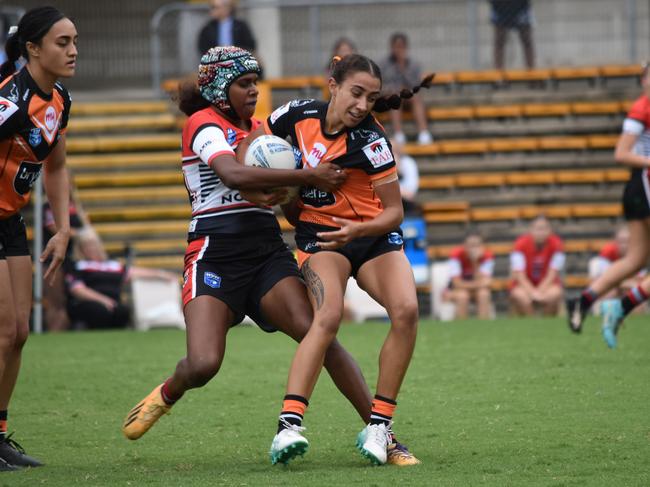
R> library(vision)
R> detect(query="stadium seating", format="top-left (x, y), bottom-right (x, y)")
top-left (47, 64), bottom-right (641, 316)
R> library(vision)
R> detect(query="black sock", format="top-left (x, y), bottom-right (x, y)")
top-left (579, 288), bottom-right (598, 314)
top-left (621, 285), bottom-right (649, 316)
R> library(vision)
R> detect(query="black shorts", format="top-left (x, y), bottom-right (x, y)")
top-left (622, 169), bottom-right (650, 221)
top-left (182, 233), bottom-right (302, 332)
top-left (295, 222), bottom-right (404, 277)
top-left (0, 213), bottom-right (29, 260)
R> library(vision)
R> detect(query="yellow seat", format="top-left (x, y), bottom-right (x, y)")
top-left (555, 170), bottom-right (605, 184)
top-left (403, 143), bottom-right (440, 156)
top-left (538, 136), bottom-right (588, 150)
top-left (68, 151), bottom-right (180, 169)
top-left (505, 171), bottom-right (555, 185)
top-left (427, 106), bottom-right (473, 120)
top-left (620, 100), bottom-right (634, 112)
top-left (571, 102), bottom-right (620, 115)
top-left (77, 186), bottom-right (187, 203)
top-left (421, 201), bottom-right (470, 212)
top-left (419, 175), bottom-right (456, 190)
top-left (523, 103), bottom-right (571, 117)
top-left (564, 275), bottom-right (591, 288)
top-left (519, 205), bottom-right (572, 219)
top-left (71, 101), bottom-right (170, 116)
top-left (254, 81), bottom-right (272, 121)
top-left (551, 66), bottom-right (600, 80)
top-left (587, 135), bottom-right (618, 149)
top-left (456, 173), bottom-right (505, 188)
top-left (503, 68), bottom-right (551, 82)
top-left (474, 105), bottom-right (522, 118)
top-left (265, 76), bottom-right (324, 90)
top-left (439, 140), bottom-right (489, 154)
top-left (470, 207), bottom-right (520, 221)
top-left (489, 138), bottom-right (539, 152)
top-left (67, 134), bottom-right (180, 154)
top-left (455, 70), bottom-right (504, 84)
top-left (431, 72), bottom-right (455, 85)
top-left (605, 169), bottom-right (629, 182)
top-left (600, 64), bottom-right (643, 78)
top-left (571, 204), bottom-right (622, 218)
top-left (424, 211), bottom-right (469, 224)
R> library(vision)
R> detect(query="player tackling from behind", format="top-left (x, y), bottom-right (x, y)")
top-left (121, 46), bottom-right (420, 466)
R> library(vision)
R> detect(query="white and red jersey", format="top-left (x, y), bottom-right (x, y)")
top-left (593, 241), bottom-right (647, 278)
top-left (510, 233), bottom-right (565, 285)
top-left (624, 94), bottom-right (650, 157)
top-left (448, 246), bottom-right (494, 280)
top-left (181, 108), bottom-right (279, 236)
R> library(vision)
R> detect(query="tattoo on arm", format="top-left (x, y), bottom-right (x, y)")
top-left (302, 260), bottom-right (324, 310)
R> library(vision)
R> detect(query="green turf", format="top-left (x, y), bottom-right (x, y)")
top-left (3, 316), bottom-right (649, 486)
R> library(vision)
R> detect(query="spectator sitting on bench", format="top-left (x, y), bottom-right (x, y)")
top-left (65, 229), bottom-right (177, 330)
top-left (444, 230), bottom-right (495, 319)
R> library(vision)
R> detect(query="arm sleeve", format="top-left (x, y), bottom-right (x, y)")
top-left (479, 258), bottom-right (495, 277)
top-left (448, 258), bottom-right (462, 278)
top-left (622, 118), bottom-right (644, 135)
top-left (190, 123), bottom-right (235, 165)
top-left (550, 252), bottom-right (566, 271)
top-left (510, 251), bottom-right (526, 272)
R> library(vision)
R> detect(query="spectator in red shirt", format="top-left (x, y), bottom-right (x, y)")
top-left (445, 231), bottom-right (494, 319)
top-left (509, 215), bottom-right (565, 316)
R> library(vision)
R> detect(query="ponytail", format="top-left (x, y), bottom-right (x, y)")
top-left (0, 29), bottom-right (20, 79)
top-left (176, 80), bottom-right (210, 116)
top-left (0, 6), bottom-right (66, 81)
top-left (373, 73), bottom-right (435, 113)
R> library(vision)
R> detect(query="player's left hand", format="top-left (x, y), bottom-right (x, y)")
top-left (316, 217), bottom-right (360, 250)
top-left (41, 230), bottom-right (70, 286)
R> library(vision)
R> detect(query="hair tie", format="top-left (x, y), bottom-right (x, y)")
top-left (7, 26), bottom-right (17, 36)
top-left (332, 55), bottom-right (342, 63)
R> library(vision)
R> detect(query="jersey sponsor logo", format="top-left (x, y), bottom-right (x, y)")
top-left (300, 186), bottom-right (335, 207)
top-left (388, 232), bottom-right (403, 245)
top-left (13, 161), bottom-right (41, 195)
top-left (350, 128), bottom-right (380, 142)
top-left (0, 96), bottom-right (18, 125)
top-left (44, 106), bottom-right (57, 131)
top-left (28, 128), bottom-right (42, 147)
top-left (270, 102), bottom-right (290, 125)
top-left (290, 99), bottom-right (313, 108)
top-left (226, 127), bottom-right (237, 145)
top-left (303, 110), bottom-right (318, 115)
top-left (306, 142), bottom-right (327, 167)
top-left (7, 84), bottom-right (19, 103)
top-left (303, 241), bottom-right (319, 251)
top-left (362, 137), bottom-right (394, 168)
top-left (203, 271), bottom-right (221, 289)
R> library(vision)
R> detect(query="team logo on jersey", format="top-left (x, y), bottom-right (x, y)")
top-left (290, 99), bottom-right (313, 108)
top-left (306, 142), bottom-right (327, 167)
top-left (203, 271), bottom-right (221, 289)
top-left (388, 232), bottom-right (403, 246)
top-left (362, 137), bottom-right (394, 168)
top-left (13, 161), bottom-right (41, 195)
top-left (300, 186), bottom-right (335, 208)
top-left (350, 128), bottom-right (380, 142)
top-left (7, 84), bottom-right (19, 103)
top-left (28, 128), bottom-right (42, 147)
top-left (44, 106), bottom-right (57, 131)
top-left (270, 102), bottom-right (290, 125)
top-left (0, 96), bottom-right (18, 125)
top-left (30, 105), bottom-right (61, 144)
top-left (226, 127), bottom-right (237, 145)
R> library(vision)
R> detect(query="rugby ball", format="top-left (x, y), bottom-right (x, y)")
top-left (244, 135), bottom-right (299, 204)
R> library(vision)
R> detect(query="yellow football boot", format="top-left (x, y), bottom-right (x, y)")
top-left (122, 384), bottom-right (171, 440)
top-left (387, 441), bottom-right (421, 466)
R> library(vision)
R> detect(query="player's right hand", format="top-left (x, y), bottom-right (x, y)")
top-left (308, 163), bottom-right (347, 191)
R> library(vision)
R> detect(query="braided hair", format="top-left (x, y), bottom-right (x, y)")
top-left (0, 6), bottom-right (66, 80)
top-left (328, 53), bottom-right (434, 113)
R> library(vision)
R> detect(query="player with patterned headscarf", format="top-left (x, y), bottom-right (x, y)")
top-left (120, 47), bottom-right (418, 466)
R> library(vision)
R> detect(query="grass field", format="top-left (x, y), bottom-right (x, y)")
top-left (3, 316), bottom-right (649, 486)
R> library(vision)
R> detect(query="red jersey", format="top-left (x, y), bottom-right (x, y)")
top-left (263, 99), bottom-right (397, 232)
top-left (448, 246), bottom-right (494, 280)
top-left (510, 233), bottom-right (564, 285)
top-left (0, 68), bottom-right (71, 218)
top-left (181, 107), bottom-right (279, 237)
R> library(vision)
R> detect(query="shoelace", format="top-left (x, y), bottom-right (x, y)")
top-left (279, 418), bottom-right (305, 433)
top-left (368, 424), bottom-right (392, 447)
top-left (3, 433), bottom-right (25, 454)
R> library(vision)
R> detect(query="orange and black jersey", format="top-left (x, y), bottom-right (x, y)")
top-left (0, 68), bottom-right (71, 218)
top-left (263, 99), bottom-right (398, 230)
